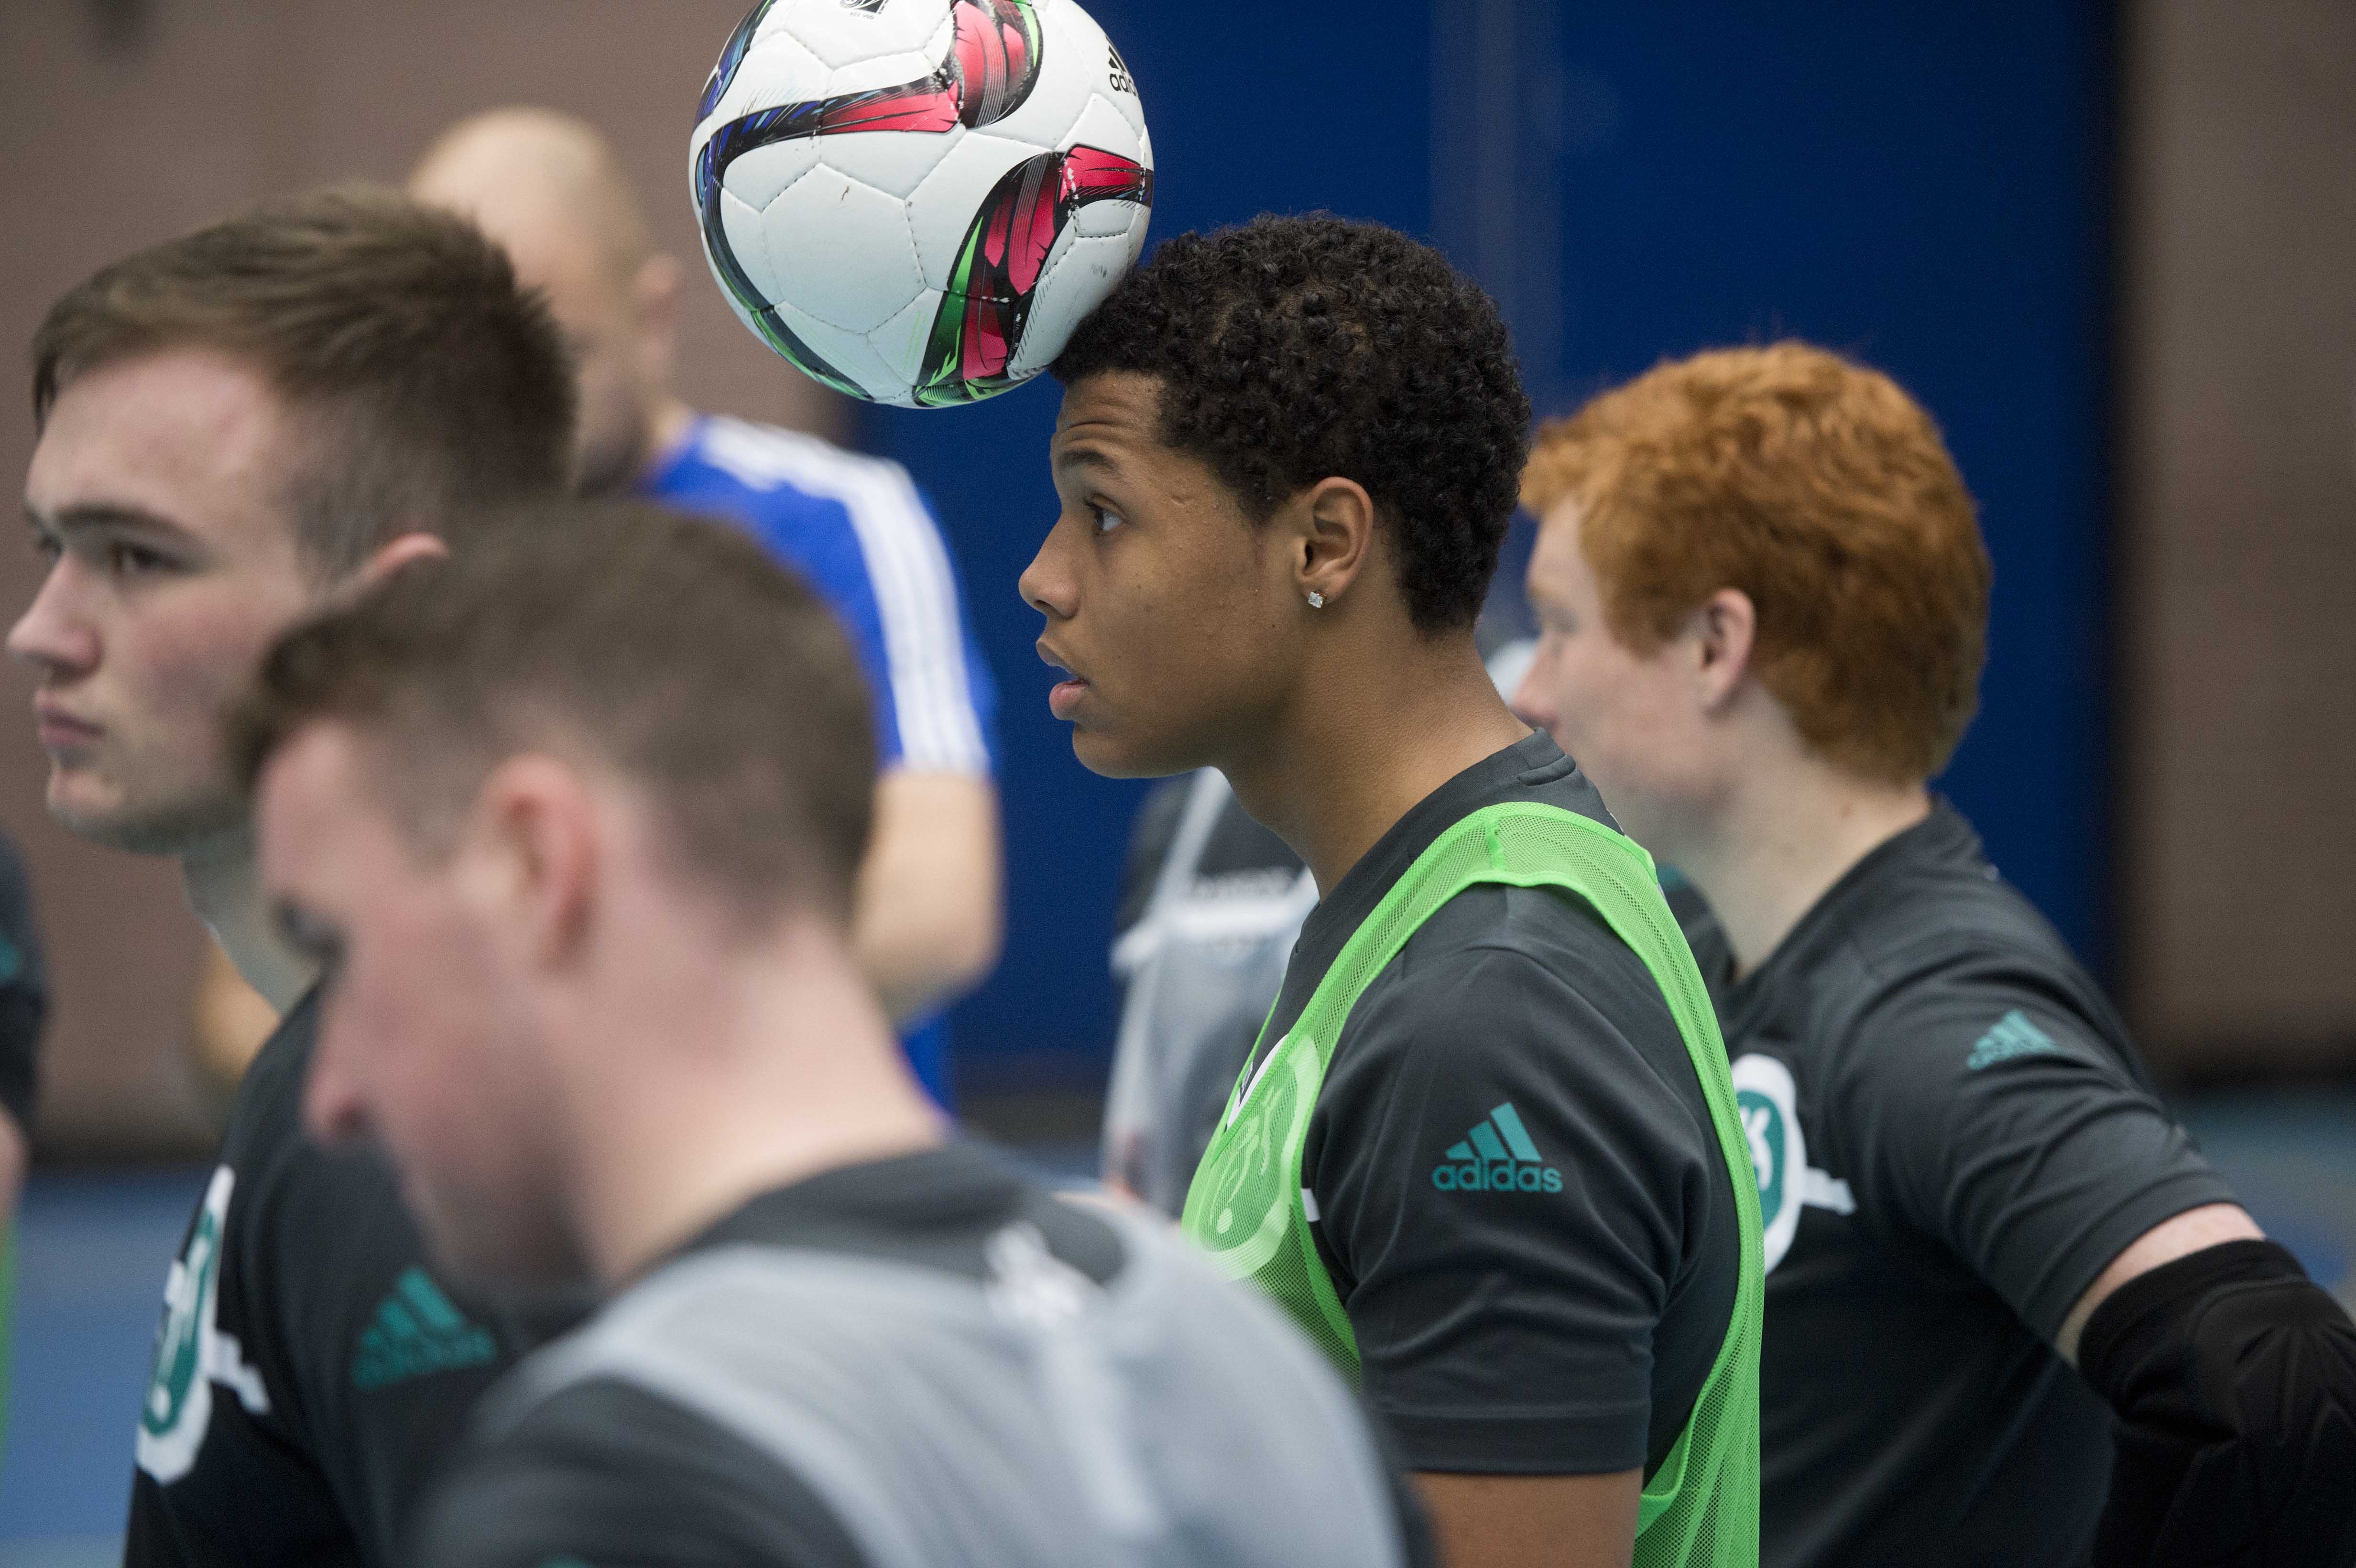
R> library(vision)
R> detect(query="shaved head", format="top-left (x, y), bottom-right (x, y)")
top-left (411, 108), bottom-right (653, 286)
top-left (411, 108), bottom-right (683, 495)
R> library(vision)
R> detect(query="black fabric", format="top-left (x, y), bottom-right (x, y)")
top-left (413, 1142), bottom-right (1437, 1568)
top-left (0, 831), bottom-right (47, 1133)
top-left (2079, 1238), bottom-right (2356, 1568)
top-left (1114, 775), bottom-right (1303, 939)
top-left (1248, 730), bottom-right (1741, 1478)
top-left (124, 991), bottom-right (567, 1568)
top-left (1690, 800), bottom-right (2242, 1568)
top-left (416, 1377), bottom-right (868, 1568)
top-left (671, 1140), bottom-right (1125, 1288)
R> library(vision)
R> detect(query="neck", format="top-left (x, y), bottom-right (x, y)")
top-left (646, 397), bottom-right (697, 471)
top-left (182, 827), bottom-right (315, 1012)
top-left (565, 916), bottom-right (946, 1287)
top-left (1674, 762), bottom-right (1932, 980)
top-left (1225, 631), bottom-right (1528, 895)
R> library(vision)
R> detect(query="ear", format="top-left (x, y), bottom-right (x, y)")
top-left (1287, 477), bottom-right (1376, 609)
top-left (1688, 587), bottom-right (1759, 712)
top-left (462, 754), bottom-right (601, 974)
top-left (352, 531), bottom-right (447, 590)
top-left (633, 254), bottom-right (683, 363)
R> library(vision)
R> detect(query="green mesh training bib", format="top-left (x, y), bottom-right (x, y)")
top-left (1179, 802), bottom-right (1762, 1567)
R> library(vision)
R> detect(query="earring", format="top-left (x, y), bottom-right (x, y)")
top-left (1306, 590), bottom-right (1326, 609)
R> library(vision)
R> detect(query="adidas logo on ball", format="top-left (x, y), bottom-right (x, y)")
top-left (1430, 1103), bottom-right (1563, 1194)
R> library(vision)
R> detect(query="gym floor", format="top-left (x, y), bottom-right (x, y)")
top-left (0, 1091), bottom-right (2348, 1567)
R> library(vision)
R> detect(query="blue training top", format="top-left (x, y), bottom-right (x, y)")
top-left (644, 415), bottom-right (999, 1107)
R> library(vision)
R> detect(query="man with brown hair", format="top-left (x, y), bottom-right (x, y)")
top-left (11, 185), bottom-right (575, 1566)
top-left (235, 500), bottom-right (1430, 1568)
top-left (1513, 341), bottom-right (2356, 1567)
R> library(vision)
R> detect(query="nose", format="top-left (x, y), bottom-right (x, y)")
top-left (302, 1017), bottom-right (371, 1150)
top-left (1018, 516), bottom-right (1077, 621)
top-left (7, 558), bottom-right (99, 682)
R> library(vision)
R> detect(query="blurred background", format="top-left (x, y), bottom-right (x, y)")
top-left (0, 0), bottom-right (2350, 1558)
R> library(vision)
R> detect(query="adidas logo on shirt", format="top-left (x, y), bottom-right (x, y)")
top-left (1430, 1102), bottom-right (1563, 1193)
top-left (1965, 1009), bottom-right (2062, 1071)
top-left (351, 1268), bottom-right (498, 1391)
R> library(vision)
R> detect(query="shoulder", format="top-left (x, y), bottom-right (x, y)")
top-left (1316, 884), bottom-right (1718, 1208)
top-left (674, 417), bottom-right (934, 527)
top-left (417, 1374), bottom-right (867, 1568)
top-left (1832, 829), bottom-right (2090, 1006)
top-left (1366, 882), bottom-right (1681, 1069)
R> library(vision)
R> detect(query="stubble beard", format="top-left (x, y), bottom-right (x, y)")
top-left (49, 761), bottom-right (247, 859)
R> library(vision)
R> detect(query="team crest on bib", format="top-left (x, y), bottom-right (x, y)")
top-left (137, 1165), bottom-right (271, 1482)
top-left (1731, 1053), bottom-right (1855, 1273)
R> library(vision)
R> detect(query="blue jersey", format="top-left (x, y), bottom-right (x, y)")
top-left (645, 416), bottom-right (998, 1105)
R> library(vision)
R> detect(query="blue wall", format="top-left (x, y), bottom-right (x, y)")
top-left (1488, 4), bottom-right (2114, 975)
top-left (864, 3), bottom-right (2110, 1083)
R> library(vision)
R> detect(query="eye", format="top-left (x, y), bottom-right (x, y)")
top-left (273, 900), bottom-right (346, 971)
top-left (106, 541), bottom-right (170, 578)
top-left (1091, 504), bottom-right (1126, 536)
top-left (28, 532), bottom-right (60, 563)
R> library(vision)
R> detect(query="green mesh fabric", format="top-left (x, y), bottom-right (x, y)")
top-left (1180, 803), bottom-right (1761, 1566)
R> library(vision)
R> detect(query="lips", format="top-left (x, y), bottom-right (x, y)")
top-left (1036, 641), bottom-right (1090, 721)
top-left (33, 699), bottom-right (101, 752)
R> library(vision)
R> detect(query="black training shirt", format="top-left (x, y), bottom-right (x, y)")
top-left (125, 989), bottom-right (562, 1568)
top-left (0, 829), bottom-right (47, 1135)
top-left (1243, 731), bottom-right (1742, 1478)
top-left (1687, 800), bottom-right (2237, 1568)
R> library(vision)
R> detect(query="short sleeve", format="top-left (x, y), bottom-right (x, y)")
top-left (830, 477), bottom-right (997, 779)
top-left (0, 831), bottom-right (47, 1132)
top-left (1307, 909), bottom-right (1713, 1475)
top-left (412, 1379), bottom-right (869, 1568)
top-left (1832, 959), bottom-right (2239, 1342)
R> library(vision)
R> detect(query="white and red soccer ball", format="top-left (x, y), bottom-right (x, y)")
top-left (691, 0), bottom-right (1155, 408)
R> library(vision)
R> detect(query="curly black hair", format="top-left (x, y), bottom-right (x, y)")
top-left (1054, 214), bottom-right (1531, 633)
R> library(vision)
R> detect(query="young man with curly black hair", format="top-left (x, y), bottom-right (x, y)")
top-left (1023, 214), bottom-right (1764, 1568)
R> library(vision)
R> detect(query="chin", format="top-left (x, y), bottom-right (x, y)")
top-left (1071, 725), bottom-right (1192, 783)
top-left (49, 775), bottom-right (233, 858)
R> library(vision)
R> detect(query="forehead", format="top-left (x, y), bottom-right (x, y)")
top-left (1527, 499), bottom-right (1594, 590)
top-left (1052, 372), bottom-right (1166, 455)
top-left (28, 347), bottom-right (303, 542)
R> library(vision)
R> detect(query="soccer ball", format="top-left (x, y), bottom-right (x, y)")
top-left (690, 0), bottom-right (1155, 408)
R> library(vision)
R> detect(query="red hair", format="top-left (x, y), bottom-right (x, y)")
top-left (1524, 342), bottom-right (1991, 784)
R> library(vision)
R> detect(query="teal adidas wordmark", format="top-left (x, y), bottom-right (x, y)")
top-left (1434, 1102), bottom-right (1562, 1193)
top-left (352, 1267), bottom-right (497, 1391)
top-left (1966, 1009), bottom-right (2062, 1071)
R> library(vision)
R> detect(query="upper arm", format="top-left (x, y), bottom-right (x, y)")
top-left (0, 1105), bottom-right (24, 1227)
top-left (265, 1140), bottom-right (528, 1554)
top-left (1416, 1470), bottom-right (1640, 1568)
top-left (2056, 1201), bottom-right (2264, 1364)
top-left (1310, 923), bottom-right (1704, 1477)
top-left (868, 770), bottom-right (1002, 878)
top-left (1836, 964), bottom-right (2241, 1344)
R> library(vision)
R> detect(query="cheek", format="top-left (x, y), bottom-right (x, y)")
top-left (125, 587), bottom-right (301, 751)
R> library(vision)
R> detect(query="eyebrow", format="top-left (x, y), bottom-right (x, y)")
top-left (1053, 444), bottom-right (1120, 478)
top-left (24, 499), bottom-right (202, 545)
